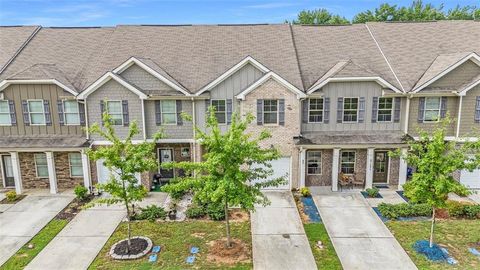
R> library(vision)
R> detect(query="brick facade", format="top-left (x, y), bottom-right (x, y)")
top-left (20, 152), bottom-right (49, 189)
top-left (54, 152), bottom-right (84, 189)
top-left (389, 156), bottom-right (400, 185)
top-left (306, 149), bottom-right (333, 186)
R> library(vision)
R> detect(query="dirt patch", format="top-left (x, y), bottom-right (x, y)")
top-left (207, 238), bottom-right (250, 265)
top-left (229, 209), bottom-right (249, 222)
top-left (113, 238), bottom-right (148, 256)
top-left (55, 196), bottom-right (93, 221)
top-left (0, 194), bottom-right (26, 204)
top-left (191, 232), bottom-right (206, 239)
top-left (435, 208), bottom-right (449, 219)
top-left (293, 193), bottom-right (309, 223)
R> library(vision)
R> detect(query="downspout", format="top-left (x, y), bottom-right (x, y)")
top-left (456, 95), bottom-right (463, 139)
top-left (81, 98), bottom-right (90, 140)
top-left (403, 95), bottom-right (411, 134)
top-left (141, 98), bottom-right (147, 140)
top-left (191, 97), bottom-right (196, 163)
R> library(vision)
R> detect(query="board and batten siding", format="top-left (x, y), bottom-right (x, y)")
top-left (144, 100), bottom-right (193, 139)
top-left (408, 96), bottom-right (458, 136)
top-left (86, 79), bottom-right (143, 140)
top-left (0, 84), bottom-right (84, 136)
top-left (459, 84), bottom-right (480, 136)
top-left (302, 82), bottom-right (404, 132)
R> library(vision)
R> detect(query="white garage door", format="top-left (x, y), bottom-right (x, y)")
top-left (253, 157), bottom-right (291, 190)
top-left (96, 159), bottom-right (141, 185)
top-left (460, 169), bottom-right (480, 189)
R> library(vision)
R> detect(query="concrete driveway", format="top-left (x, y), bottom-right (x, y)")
top-left (0, 192), bottom-right (74, 266)
top-left (251, 191), bottom-right (317, 270)
top-left (313, 191), bottom-right (417, 270)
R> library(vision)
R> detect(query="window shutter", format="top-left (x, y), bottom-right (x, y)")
top-left (22, 100), bottom-right (30, 126)
top-left (155, 100), bottom-right (162, 126)
top-left (176, 100), bottom-right (183, 126)
top-left (394, 97), bottom-right (401, 123)
top-left (100, 100), bottom-right (105, 125)
top-left (475, 97), bottom-right (480, 123)
top-left (418, 97), bottom-right (425, 123)
top-left (226, 99), bottom-right (233, 124)
top-left (324, 97), bottom-right (330, 124)
top-left (371, 97), bottom-right (378, 123)
top-left (8, 100), bottom-right (16, 126)
top-left (205, 99), bottom-right (210, 122)
top-left (358, 97), bottom-right (365, 123)
top-left (302, 99), bottom-right (308, 123)
top-left (57, 100), bottom-right (64, 126)
top-left (279, 99), bottom-right (285, 126)
top-left (79, 103), bottom-right (85, 126)
top-left (257, 99), bottom-right (263, 125)
top-left (44, 100), bottom-right (51, 126)
top-left (440, 97), bottom-right (447, 119)
top-left (337, 97), bottom-right (343, 123)
top-left (122, 100), bottom-right (129, 126)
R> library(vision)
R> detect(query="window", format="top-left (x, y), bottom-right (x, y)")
top-left (340, 151), bottom-right (355, 174)
top-left (161, 100), bottom-right (177, 125)
top-left (343, 98), bottom-right (358, 122)
top-left (34, 153), bottom-right (49, 178)
top-left (308, 98), bottom-right (323, 123)
top-left (263, 99), bottom-right (278, 124)
top-left (0, 100), bottom-right (11, 125)
top-left (424, 97), bottom-right (441, 122)
top-left (63, 100), bottom-right (80, 125)
top-left (106, 101), bottom-right (123, 125)
top-left (28, 100), bottom-right (45, 125)
top-left (375, 152), bottom-right (387, 173)
top-left (211, 99), bottom-right (226, 124)
top-left (69, 153), bottom-right (83, 177)
top-left (377, 98), bottom-right (393, 122)
top-left (307, 151), bottom-right (322, 175)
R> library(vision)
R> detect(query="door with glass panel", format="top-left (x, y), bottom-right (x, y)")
top-left (373, 151), bottom-right (389, 183)
top-left (2, 155), bottom-right (15, 187)
top-left (158, 149), bottom-right (174, 179)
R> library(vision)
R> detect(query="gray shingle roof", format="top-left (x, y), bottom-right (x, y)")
top-left (7, 63), bottom-right (76, 91)
top-left (0, 136), bottom-right (89, 149)
top-left (0, 26), bottom-right (39, 72)
top-left (297, 131), bottom-right (409, 145)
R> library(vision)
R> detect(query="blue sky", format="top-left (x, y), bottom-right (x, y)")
top-left (0, 0), bottom-right (478, 26)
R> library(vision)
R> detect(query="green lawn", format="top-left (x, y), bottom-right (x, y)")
top-left (304, 223), bottom-right (342, 270)
top-left (0, 219), bottom-right (68, 270)
top-left (387, 220), bottom-right (480, 270)
top-left (89, 220), bottom-right (252, 270)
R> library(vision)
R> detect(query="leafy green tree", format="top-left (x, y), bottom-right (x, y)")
top-left (353, 3), bottom-right (399, 23)
top-left (446, 5), bottom-right (479, 20)
top-left (86, 113), bottom-right (162, 252)
top-left (162, 109), bottom-right (285, 247)
top-left (392, 119), bottom-right (479, 247)
top-left (291, 8), bottom-right (350, 25)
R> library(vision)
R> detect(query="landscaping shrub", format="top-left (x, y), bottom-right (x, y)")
top-left (135, 205), bottom-right (166, 222)
top-left (445, 201), bottom-right (467, 217)
top-left (377, 202), bottom-right (432, 219)
top-left (464, 205), bottom-right (480, 219)
top-left (186, 203), bottom-right (206, 219)
top-left (366, 187), bottom-right (379, 198)
top-left (300, 187), bottom-right (311, 197)
top-left (74, 185), bottom-right (88, 201)
top-left (206, 203), bottom-right (225, 221)
top-left (6, 191), bottom-right (17, 202)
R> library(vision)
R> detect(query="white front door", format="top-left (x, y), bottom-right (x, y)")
top-left (460, 169), bottom-right (480, 189)
top-left (96, 159), bottom-right (141, 185)
top-left (253, 157), bottom-right (291, 190)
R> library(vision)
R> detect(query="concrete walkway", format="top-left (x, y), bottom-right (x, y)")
top-left (251, 191), bottom-right (317, 270)
top-left (0, 191), bottom-right (74, 266)
top-left (313, 191), bottom-right (417, 270)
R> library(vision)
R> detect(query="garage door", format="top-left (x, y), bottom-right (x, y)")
top-left (252, 157), bottom-right (291, 190)
top-left (96, 159), bottom-right (141, 185)
top-left (460, 169), bottom-right (480, 189)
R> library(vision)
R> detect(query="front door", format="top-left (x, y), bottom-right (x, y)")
top-left (159, 149), bottom-right (174, 179)
top-left (2, 155), bottom-right (15, 187)
top-left (373, 151), bottom-right (389, 183)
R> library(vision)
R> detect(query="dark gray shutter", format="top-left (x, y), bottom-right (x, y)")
top-left (57, 100), bottom-right (64, 126)
top-left (79, 103), bottom-right (85, 126)
top-left (337, 97), bottom-right (344, 123)
top-left (394, 97), bottom-right (401, 123)
top-left (418, 97), bottom-right (425, 122)
top-left (324, 97), bottom-right (330, 123)
top-left (176, 100), bottom-right (183, 126)
top-left (226, 99), bottom-right (232, 124)
top-left (371, 97), bottom-right (378, 123)
top-left (475, 97), bottom-right (480, 123)
top-left (358, 97), bottom-right (365, 123)
top-left (155, 100), bottom-right (162, 125)
top-left (440, 97), bottom-right (447, 119)
top-left (279, 99), bottom-right (285, 126)
top-left (302, 99), bottom-right (308, 123)
top-left (100, 100), bottom-right (105, 125)
top-left (122, 100), bottom-right (129, 126)
top-left (8, 100), bottom-right (16, 126)
top-left (257, 99), bottom-right (263, 125)
top-left (22, 100), bottom-right (30, 126)
top-left (44, 100), bottom-right (51, 126)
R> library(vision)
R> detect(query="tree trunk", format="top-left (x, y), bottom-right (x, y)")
top-left (125, 200), bottom-right (131, 254)
top-left (429, 207), bottom-right (436, 248)
top-left (225, 198), bottom-right (232, 248)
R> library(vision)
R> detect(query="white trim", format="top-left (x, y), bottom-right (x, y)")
top-left (160, 100), bottom-right (178, 125)
top-left (196, 56), bottom-right (270, 96)
top-left (456, 96), bottom-right (463, 138)
top-left (10, 152), bottom-right (22, 194)
top-left (27, 99), bottom-right (46, 126)
top-left (307, 98), bottom-right (324, 123)
top-left (422, 97), bottom-right (442, 123)
top-left (332, 148), bottom-right (340, 192)
top-left (413, 52), bottom-right (480, 93)
top-left (398, 148), bottom-right (408, 190)
top-left (299, 148), bottom-right (306, 188)
top-left (46, 151), bottom-right (58, 194)
top-left (0, 79), bottom-right (78, 96)
top-left (0, 99), bottom-right (12, 126)
top-left (365, 148), bottom-right (374, 189)
top-left (404, 97), bottom-right (411, 133)
top-left (91, 138), bottom-right (195, 145)
top-left (342, 97), bottom-right (359, 123)
top-left (296, 144), bottom-right (406, 149)
top-left (62, 100), bottom-right (81, 126)
top-left (141, 99), bottom-right (146, 140)
top-left (307, 76), bottom-right (402, 94)
top-left (77, 72), bottom-right (148, 99)
top-left (0, 154), bottom-right (12, 188)
top-left (81, 150), bottom-right (91, 192)
top-left (376, 97), bottom-right (394, 123)
top-left (113, 57), bottom-right (190, 96)
top-left (458, 78), bottom-right (480, 95)
top-left (236, 71), bottom-right (306, 100)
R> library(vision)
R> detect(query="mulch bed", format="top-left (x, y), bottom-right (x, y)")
top-left (207, 238), bottom-right (250, 265)
top-left (113, 238), bottom-right (149, 256)
top-left (0, 194), bottom-right (26, 204)
top-left (55, 195), bottom-right (93, 221)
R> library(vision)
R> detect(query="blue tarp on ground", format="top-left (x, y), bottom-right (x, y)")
top-left (301, 196), bottom-right (322, 223)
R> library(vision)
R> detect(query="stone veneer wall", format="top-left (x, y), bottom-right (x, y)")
top-left (54, 152), bottom-right (84, 189)
top-left (306, 149), bottom-right (333, 186)
top-left (20, 152), bottom-right (49, 189)
top-left (389, 156), bottom-right (400, 185)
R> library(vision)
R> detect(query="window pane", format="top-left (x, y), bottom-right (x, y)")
top-left (65, 113), bottom-right (80, 125)
top-left (215, 112), bottom-right (226, 123)
top-left (107, 101), bottom-right (122, 113)
top-left (162, 113), bottom-right (176, 124)
top-left (64, 101), bottom-right (79, 113)
top-left (31, 113), bottom-right (45, 124)
top-left (424, 111), bottom-right (439, 121)
top-left (37, 166), bottom-right (49, 177)
top-left (28, 101), bottom-right (43, 112)
top-left (111, 115), bottom-right (123, 125)
top-left (161, 100), bottom-right (176, 113)
top-left (0, 101), bottom-right (9, 113)
top-left (35, 154), bottom-right (49, 178)
top-left (264, 112), bottom-right (277, 124)
top-left (69, 153), bottom-right (82, 165)
top-left (0, 114), bottom-right (10, 125)
top-left (425, 97), bottom-right (440, 110)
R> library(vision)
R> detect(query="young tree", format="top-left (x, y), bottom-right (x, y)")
top-left (291, 8), bottom-right (350, 25)
top-left (86, 113), bottom-right (162, 253)
top-left (162, 109), bottom-right (285, 247)
top-left (392, 118), bottom-right (479, 248)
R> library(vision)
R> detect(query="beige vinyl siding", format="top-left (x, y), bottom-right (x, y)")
top-left (120, 63), bottom-right (179, 95)
top-left (408, 96), bottom-right (458, 136)
top-left (459, 84), bottom-right (480, 136)
top-left (144, 100), bottom-right (193, 139)
top-left (0, 84), bottom-right (84, 136)
top-left (429, 60), bottom-right (480, 89)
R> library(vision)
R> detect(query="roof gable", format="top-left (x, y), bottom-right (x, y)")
top-left (236, 71), bottom-right (306, 100)
top-left (77, 72), bottom-right (147, 99)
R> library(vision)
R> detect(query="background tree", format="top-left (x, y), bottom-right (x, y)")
top-left (162, 109), bottom-right (285, 247)
top-left (392, 119), bottom-right (479, 248)
top-left (86, 113), bottom-right (162, 253)
top-left (291, 8), bottom-right (349, 25)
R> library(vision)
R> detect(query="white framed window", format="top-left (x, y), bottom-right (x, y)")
top-left (343, 98), bottom-right (358, 123)
top-left (63, 100), bottom-right (80, 125)
top-left (263, 99), bottom-right (278, 124)
top-left (0, 100), bottom-right (11, 125)
top-left (106, 100), bottom-right (123, 125)
top-left (423, 97), bottom-right (441, 122)
top-left (211, 99), bottom-right (227, 124)
top-left (160, 100), bottom-right (177, 125)
top-left (34, 153), bottom-right (49, 178)
top-left (377, 97), bottom-right (393, 122)
top-left (308, 98), bottom-right (324, 123)
top-left (69, 153), bottom-right (83, 177)
top-left (307, 151), bottom-right (322, 175)
top-left (340, 151), bottom-right (356, 174)
top-left (181, 147), bottom-right (190, 157)
top-left (28, 100), bottom-right (46, 125)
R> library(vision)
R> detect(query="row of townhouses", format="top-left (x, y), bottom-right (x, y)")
top-left (0, 21), bottom-right (479, 194)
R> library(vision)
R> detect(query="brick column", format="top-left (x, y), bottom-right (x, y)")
top-left (10, 152), bottom-right (23, 194)
top-left (81, 150), bottom-right (91, 192)
top-left (332, 148), bottom-right (340, 192)
top-left (398, 148), bottom-right (408, 190)
top-left (46, 151), bottom-right (58, 194)
top-left (365, 148), bottom-right (374, 189)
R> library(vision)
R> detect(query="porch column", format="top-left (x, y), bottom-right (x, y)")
top-left (365, 148), bottom-right (374, 189)
top-left (10, 152), bottom-right (23, 194)
top-left (398, 148), bottom-right (408, 190)
top-left (45, 151), bottom-right (57, 194)
top-left (299, 148), bottom-right (306, 187)
top-left (332, 148), bottom-right (340, 192)
top-left (81, 150), bottom-right (92, 192)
